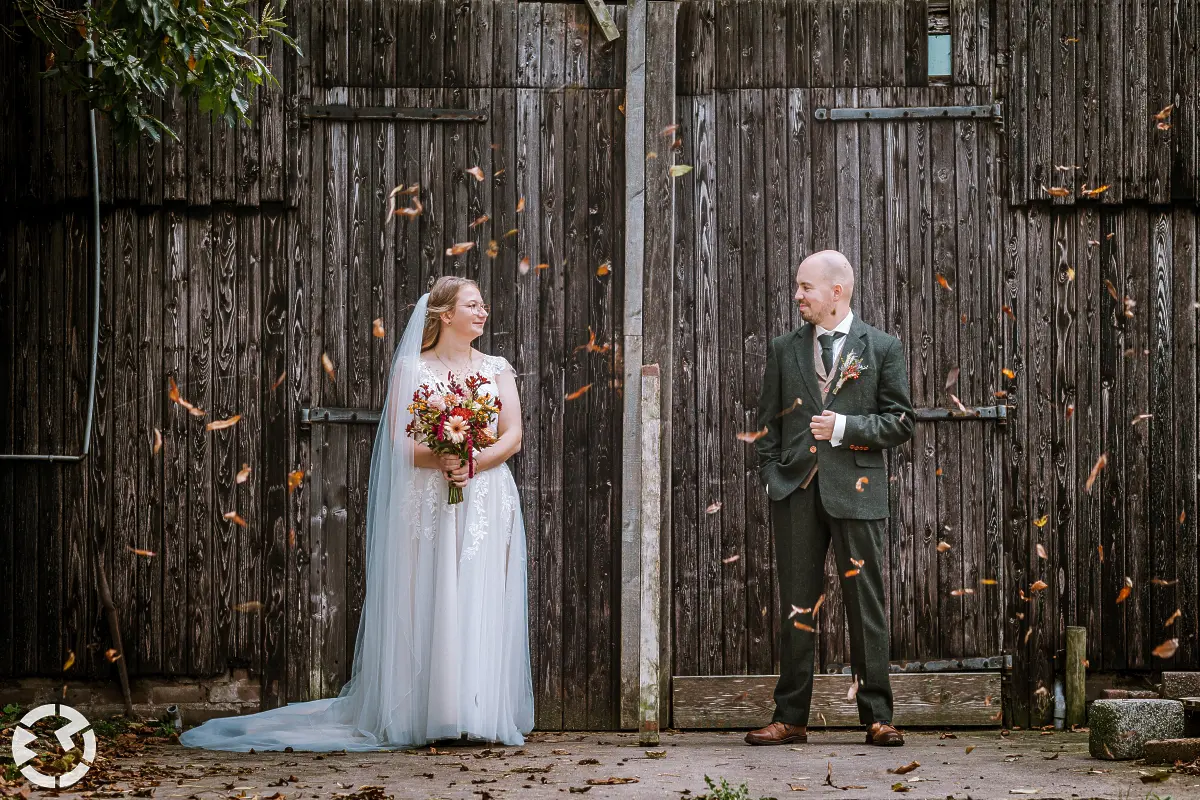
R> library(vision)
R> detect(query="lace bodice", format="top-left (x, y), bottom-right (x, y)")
top-left (418, 353), bottom-right (510, 396)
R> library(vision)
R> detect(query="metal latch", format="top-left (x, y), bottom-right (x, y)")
top-left (814, 103), bottom-right (1003, 129)
top-left (913, 404), bottom-right (1010, 423)
top-left (300, 407), bottom-right (382, 426)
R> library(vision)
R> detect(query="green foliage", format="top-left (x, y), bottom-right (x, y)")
top-left (697, 775), bottom-right (777, 800)
top-left (13, 0), bottom-right (299, 146)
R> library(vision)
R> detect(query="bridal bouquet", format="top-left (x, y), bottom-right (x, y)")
top-left (406, 373), bottom-right (501, 504)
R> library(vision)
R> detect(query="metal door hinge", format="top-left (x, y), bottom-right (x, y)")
top-left (815, 103), bottom-right (1003, 127)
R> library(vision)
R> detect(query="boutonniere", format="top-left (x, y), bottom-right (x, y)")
top-left (832, 350), bottom-right (868, 394)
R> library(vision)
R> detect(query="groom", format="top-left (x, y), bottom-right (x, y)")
top-left (746, 250), bottom-right (914, 748)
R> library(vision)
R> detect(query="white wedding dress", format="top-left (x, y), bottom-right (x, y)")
top-left (180, 296), bottom-right (534, 752)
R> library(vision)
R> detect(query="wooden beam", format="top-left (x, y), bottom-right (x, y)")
top-left (672, 673), bottom-right (1004, 728)
top-left (584, 0), bottom-right (621, 43)
top-left (619, 0), bottom-right (648, 733)
top-left (639, 365), bottom-right (663, 744)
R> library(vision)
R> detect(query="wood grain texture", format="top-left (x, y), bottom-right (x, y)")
top-left (672, 672), bottom-right (1004, 728)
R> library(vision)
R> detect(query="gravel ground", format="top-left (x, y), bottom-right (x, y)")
top-left (12, 727), bottom-right (1200, 800)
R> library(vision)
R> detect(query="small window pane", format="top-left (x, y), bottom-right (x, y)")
top-left (928, 34), bottom-right (952, 77)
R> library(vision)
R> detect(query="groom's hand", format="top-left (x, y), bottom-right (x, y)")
top-left (810, 410), bottom-right (837, 441)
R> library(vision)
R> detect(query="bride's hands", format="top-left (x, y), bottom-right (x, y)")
top-left (439, 453), bottom-right (470, 488)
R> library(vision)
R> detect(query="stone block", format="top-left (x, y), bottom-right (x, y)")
top-left (236, 683), bottom-right (261, 704)
top-left (150, 683), bottom-right (207, 705)
top-left (1161, 672), bottom-right (1200, 700)
top-left (207, 682), bottom-right (242, 704)
top-left (1142, 738), bottom-right (1200, 765)
top-left (1088, 699), bottom-right (1184, 760)
top-left (1100, 689), bottom-right (1160, 700)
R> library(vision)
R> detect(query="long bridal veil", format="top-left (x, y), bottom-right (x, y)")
top-left (180, 294), bottom-right (457, 751)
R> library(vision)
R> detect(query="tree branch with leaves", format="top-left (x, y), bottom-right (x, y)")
top-left (13, 0), bottom-right (299, 146)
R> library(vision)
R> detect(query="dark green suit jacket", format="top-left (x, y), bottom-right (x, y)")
top-left (756, 315), bottom-right (915, 519)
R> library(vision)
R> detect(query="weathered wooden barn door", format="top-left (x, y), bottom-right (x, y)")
top-left (668, 0), bottom-right (1010, 725)
top-left (265, 0), bottom-right (628, 732)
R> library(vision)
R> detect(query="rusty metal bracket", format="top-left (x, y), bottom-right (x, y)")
top-left (814, 103), bottom-right (1002, 123)
top-left (913, 404), bottom-right (1010, 423)
top-left (301, 407), bottom-right (381, 426)
top-left (301, 105), bottom-right (488, 123)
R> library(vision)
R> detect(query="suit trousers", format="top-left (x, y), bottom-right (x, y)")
top-left (770, 474), bottom-right (894, 727)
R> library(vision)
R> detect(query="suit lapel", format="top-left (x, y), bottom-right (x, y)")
top-left (792, 324), bottom-right (824, 409)
top-left (824, 316), bottom-right (870, 410)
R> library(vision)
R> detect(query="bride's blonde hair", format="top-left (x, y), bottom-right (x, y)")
top-left (422, 276), bottom-right (479, 351)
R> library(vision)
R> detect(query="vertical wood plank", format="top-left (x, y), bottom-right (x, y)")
top-left (740, 88), bottom-right (772, 674)
top-left (38, 218), bottom-right (64, 673)
top-left (832, 0), bottom-right (857, 87)
top-left (952, 0), bottom-right (977, 86)
top-left (422, 0), bottom-right (446, 86)
top-left (714, 0), bottom-right (738, 91)
top-left (111, 210), bottom-right (138, 667)
top-left (1171, 0), bottom-right (1196, 200)
top-left (810, 0), bottom-right (835, 88)
top-left (785, 0), bottom-right (811, 89)
top-left (517, 2), bottom-right (544, 89)
top-left (236, 213), bottom-right (262, 671)
top-left (715, 88), bottom-right (746, 675)
top-left (1075, 208), bottom-right (1104, 665)
top-left (163, 212), bottom-right (189, 674)
top-left (1050, 0), bottom-right (1076, 205)
top-left (1146, 0), bottom-right (1172, 202)
top-left (212, 211), bottom-right (239, 672)
top-left (1124, 208), bottom-right (1150, 667)
top-left (565, 4), bottom-right (590, 88)
top-left (904, 0), bottom-right (928, 87)
top-left (592, 3), bottom-right (629, 90)
top-left (693, 91), bottom-right (723, 677)
top-left (136, 212), bottom-right (164, 673)
top-left (738, 0), bottom-right (764, 89)
top-left (445, 0), bottom-right (472, 87)
top-left (187, 212), bottom-right (214, 674)
top-left (1076, 0), bottom-right (1101, 196)
top-left (1148, 211), bottom-right (1175, 665)
top-left (1050, 211), bottom-right (1077, 675)
top-left (1098, 0), bottom-right (1124, 203)
top-left (562, 86), bottom-right (590, 730)
top-left (1172, 212), bottom-right (1197, 664)
top-left (1007, 0), bottom-right (1029, 204)
top-left (188, 100), bottom-right (214, 206)
top-left (857, 0), bottom-right (882, 88)
top-left (1027, 0), bottom-right (1053, 199)
top-left (1124, 0), bottom-right (1149, 199)
top-left (492, 0), bottom-right (519, 89)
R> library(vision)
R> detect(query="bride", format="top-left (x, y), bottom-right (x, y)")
top-left (180, 276), bottom-right (535, 751)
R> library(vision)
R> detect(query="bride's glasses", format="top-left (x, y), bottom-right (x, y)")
top-left (461, 301), bottom-right (490, 315)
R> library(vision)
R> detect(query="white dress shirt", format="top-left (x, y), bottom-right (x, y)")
top-left (815, 310), bottom-right (854, 448)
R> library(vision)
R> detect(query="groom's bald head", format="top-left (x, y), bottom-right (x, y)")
top-left (794, 250), bottom-right (855, 326)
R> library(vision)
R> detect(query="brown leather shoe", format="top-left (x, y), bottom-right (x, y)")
top-left (744, 721), bottom-right (808, 745)
top-left (865, 722), bottom-right (904, 746)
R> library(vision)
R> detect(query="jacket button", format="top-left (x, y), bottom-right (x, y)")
top-left (809, 445), bottom-right (817, 453)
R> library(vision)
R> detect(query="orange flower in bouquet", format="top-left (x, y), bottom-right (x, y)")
top-left (406, 373), bottom-right (501, 504)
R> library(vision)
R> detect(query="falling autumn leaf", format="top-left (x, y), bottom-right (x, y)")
top-left (373, 318), bottom-right (386, 339)
top-left (465, 166), bottom-right (485, 182)
top-left (1152, 578), bottom-right (1178, 586)
top-left (1080, 185), bottom-right (1110, 198)
top-left (516, 197), bottom-right (526, 212)
top-left (1179, 509), bottom-right (1186, 524)
top-left (855, 476), bottom-right (869, 492)
top-left (951, 588), bottom-right (975, 596)
top-left (394, 196), bottom-right (424, 218)
top-left (1031, 580), bottom-right (1049, 592)
top-left (723, 554), bottom-right (740, 564)
top-left (105, 648), bottom-right (122, 663)
top-left (736, 427), bottom-right (769, 443)
top-left (981, 578), bottom-right (998, 585)
top-left (965, 745), bottom-right (976, 754)
top-left (789, 604), bottom-right (811, 618)
top-left (596, 260), bottom-right (612, 277)
top-left (1131, 413), bottom-right (1153, 425)
top-left (1153, 103), bottom-right (1174, 121)
top-left (537, 262), bottom-right (550, 271)
top-left (1157, 121), bottom-right (1171, 131)
top-left (1065, 403), bottom-right (1075, 420)
top-left (793, 621), bottom-right (815, 632)
top-left (1152, 638), bottom-right (1179, 659)
top-left (504, 228), bottom-right (518, 239)
top-left (574, 327), bottom-right (612, 355)
top-left (126, 546), bottom-right (156, 558)
top-left (846, 678), bottom-right (859, 701)
top-left (321, 352), bottom-right (336, 383)
top-left (1165, 609), bottom-right (1181, 627)
top-left (1042, 185), bottom-right (1071, 197)
top-left (446, 242), bottom-right (476, 256)
top-left (272, 371), bottom-right (287, 390)
top-left (1085, 453), bottom-right (1108, 493)
top-left (469, 214), bottom-right (490, 229)
top-left (205, 414), bottom-right (242, 432)
top-left (287, 469), bottom-right (305, 494)
top-left (236, 463), bottom-right (251, 484)
top-left (1098, 545), bottom-right (1105, 562)
top-left (937, 541), bottom-right (952, 553)
top-left (668, 164), bottom-right (693, 178)
top-left (944, 367), bottom-right (960, 390)
top-left (660, 123), bottom-right (680, 137)
top-left (1037, 543), bottom-right (1048, 559)
top-left (851, 558), bottom-right (865, 568)
top-left (776, 397), bottom-right (803, 418)
top-left (705, 501), bottom-right (723, 515)
top-left (1116, 576), bottom-right (1132, 603)
top-left (566, 384), bottom-right (593, 401)
top-left (152, 427), bottom-right (163, 456)
top-left (813, 593), bottom-right (826, 617)
top-left (224, 511), bottom-right (248, 528)
top-left (288, 528), bottom-right (296, 549)
top-left (1002, 367), bottom-right (1016, 380)
top-left (844, 568), bottom-right (860, 578)
top-left (168, 376), bottom-right (205, 417)
top-left (486, 240), bottom-right (499, 258)
top-left (63, 651), bottom-right (75, 671)
top-left (1002, 305), bottom-right (1015, 319)
top-left (519, 256), bottom-right (531, 275)
top-left (234, 601), bottom-right (264, 613)
top-left (1034, 514), bottom-right (1049, 528)
top-left (935, 273), bottom-right (954, 292)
